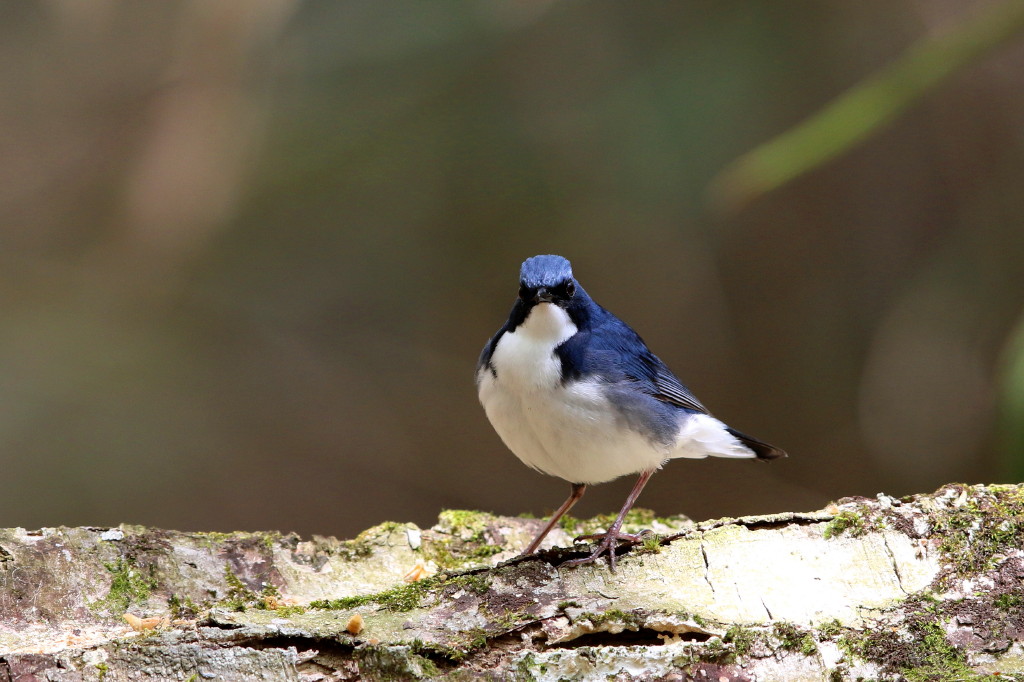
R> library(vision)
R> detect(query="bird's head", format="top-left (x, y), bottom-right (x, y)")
top-left (518, 255), bottom-right (578, 308)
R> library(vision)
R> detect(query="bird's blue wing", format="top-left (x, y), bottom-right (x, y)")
top-left (642, 357), bottom-right (709, 414)
top-left (557, 309), bottom-right (710, 415)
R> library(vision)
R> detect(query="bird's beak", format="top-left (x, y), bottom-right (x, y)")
top-left (535, 288), bottom-right (554, 303)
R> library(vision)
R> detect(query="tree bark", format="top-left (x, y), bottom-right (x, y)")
top-left (2, 483), bottom-right (1024, 681)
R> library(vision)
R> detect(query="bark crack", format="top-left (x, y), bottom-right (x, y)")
top-left (663, 510), bottom-right (835, 544)
top-left (699, 540), bottom-right (715, 594)
top-left (760, 597), bottom-right (774, 621)
top-left (881, 533), bottom-right (907, 594)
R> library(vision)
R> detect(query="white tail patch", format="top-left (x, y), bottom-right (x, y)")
top-left (670, 413), bottom-right (756, 460)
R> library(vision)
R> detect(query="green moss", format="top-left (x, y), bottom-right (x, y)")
top-left (211, 571), bottom-right (300, 615)
top-left (493, 608), bottom-right (532, 631)
top-left (836, 633), bottom-right (863, 662)
top-left (335, 540), bottom-right (376, 561)
top-left (220, 566), bottom-right (255, 611)
top-left (562, 508), bottom-right (658, 536)
top-left (816, 618), bottom-right (844, 639)
top-left (95, 662), bottom-right (109, 680)
top-left (310, 580), bottom-right (427, 613)
top-left (772, 622), bottom-right (818, 656)
top-left (701, 636), bottom-right (730, 663)
top-left (330, 521), bottom-right (411, 562)
top-left (722, 624), bottom-right (761, 660)
top-left (905, 624), bottom-right (983, 681)
top-left (189, 530), bottom-right (280, 552)
top-left (582, 608), bottom-right (645, 629)
top-left (995, 593), bottom-right (1024, 610)
top-left (309, 571), bottom-right (491, 614)
top-left (437, 510), bottom-right (492, 540)
top-left (420, 541), bottom-right (456, 569)
top-left (401, 631), bottom-right (491, 664)
top-left (420, 511), bottom-right (505, 570)
top-left (92, 557), bottom-right (157, 615)
top-left (421, 539), bottom-right (502, 570)
top-left (450, 572), bottom-right (492, 595)
top-left (458, 626), bottom-right (490, 654)
top-left (408, 637), bottom-right (463, 663)
top-left (467, 544), bottom-right (503, 560)
top-left (931, 484), bottom-right (1024, 578)
top-left (840, 616), bottom-right (987, 681)
top-left (223, 566), bottom-right (248, 594)
top-left (639, 533), bottom-right (664, 553)
top-left (823, 510), bottom-right (866, 539)
top-left (558, 515), bottom-right (579, 533)
top-left (371, 521), bottom-right (407, 535)
top-left (191, 531), bottom-right (235, 546)
top-left (515, 652), bottom-right (542, 680)
top-left (167, 593), bottom-right (204, 620)
top-left (415, 658), bottom-right (440, 678)
top-left (619, 507), bottom-right (656, 527)
top-left (698, 624), bottom-right (808, 666)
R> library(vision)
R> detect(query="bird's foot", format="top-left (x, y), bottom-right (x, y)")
top-left (561, 531), bottom-right (642, 572)
top-left (573, 530), bottom-right (643, 544)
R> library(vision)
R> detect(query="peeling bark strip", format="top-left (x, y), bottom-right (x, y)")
top-left (2, 484), bottom-right (1024, 680)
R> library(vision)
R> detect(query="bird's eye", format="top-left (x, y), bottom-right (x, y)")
top-left (518, 284), bottom-right (530, 300)
top-left (564, 281), bottom-right (576, 297)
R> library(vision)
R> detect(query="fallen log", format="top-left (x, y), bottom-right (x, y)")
top-left (2, 483), bottom-right (1024, 680)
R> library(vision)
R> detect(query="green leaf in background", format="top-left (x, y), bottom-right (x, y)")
top-left (1000, 313), bottom-right (1024, 481)
top-left (709, 0), bottom-right (1024, 213)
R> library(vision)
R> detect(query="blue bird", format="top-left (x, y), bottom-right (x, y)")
top-left (477, 255), bottom-right (785, 570)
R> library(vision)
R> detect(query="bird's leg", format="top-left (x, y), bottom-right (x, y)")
top-left (562, 469), bottom-right (655, 572)
top-left (522, 483), bottom-right (586, 556)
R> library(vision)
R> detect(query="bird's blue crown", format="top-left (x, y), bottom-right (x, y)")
top-left (520, 254), bottom-right (574, 288)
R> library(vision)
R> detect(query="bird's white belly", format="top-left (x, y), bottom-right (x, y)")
top-left (479, 375), bottom-right (667, 484)
top-left (477, 304), bottom-right (667, 485)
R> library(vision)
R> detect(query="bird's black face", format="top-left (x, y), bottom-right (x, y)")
top-left (518, 278), bottom-right (577, 307)
top-left (496, 254), bottom-right (590, 337)
top-left (517, 254), bottom-right (578, 308)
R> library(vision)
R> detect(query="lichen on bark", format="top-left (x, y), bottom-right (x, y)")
top-left (2, 484), bottom-right (1024, 680)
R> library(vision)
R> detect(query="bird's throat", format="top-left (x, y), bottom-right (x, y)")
top-left (519, 302), bottom-right (577, 344)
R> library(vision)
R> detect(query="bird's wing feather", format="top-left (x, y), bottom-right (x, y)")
top-left (563, 309), bottom-right (710, 415)
top-left (646, 362), bottom-right (709, 414)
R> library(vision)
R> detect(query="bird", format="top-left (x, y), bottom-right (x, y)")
top-left (476, 254), bottom-right (785, 571)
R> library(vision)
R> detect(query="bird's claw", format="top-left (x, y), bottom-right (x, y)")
top-left (572, 530), bottom-right (643, 545)
top-left (562, 531), bottom-right (643, 572)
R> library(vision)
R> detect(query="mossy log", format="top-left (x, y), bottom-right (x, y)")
top-left (3, 484), bottom-right (1024, 681)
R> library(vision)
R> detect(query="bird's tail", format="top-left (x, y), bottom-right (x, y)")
top-left (726, 427), bottom-right (787, 460)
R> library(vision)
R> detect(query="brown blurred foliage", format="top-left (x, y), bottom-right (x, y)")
top-left (1, 1), bottom-right (1023, 538)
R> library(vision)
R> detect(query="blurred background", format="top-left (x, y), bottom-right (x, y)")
top-left (2, 1), bottom-right (1024, 539)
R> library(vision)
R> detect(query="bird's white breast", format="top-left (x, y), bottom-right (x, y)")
top-left (477, 303), bottom-right (669, 484)
top-left (485, 303), bottom-right (576, 392)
